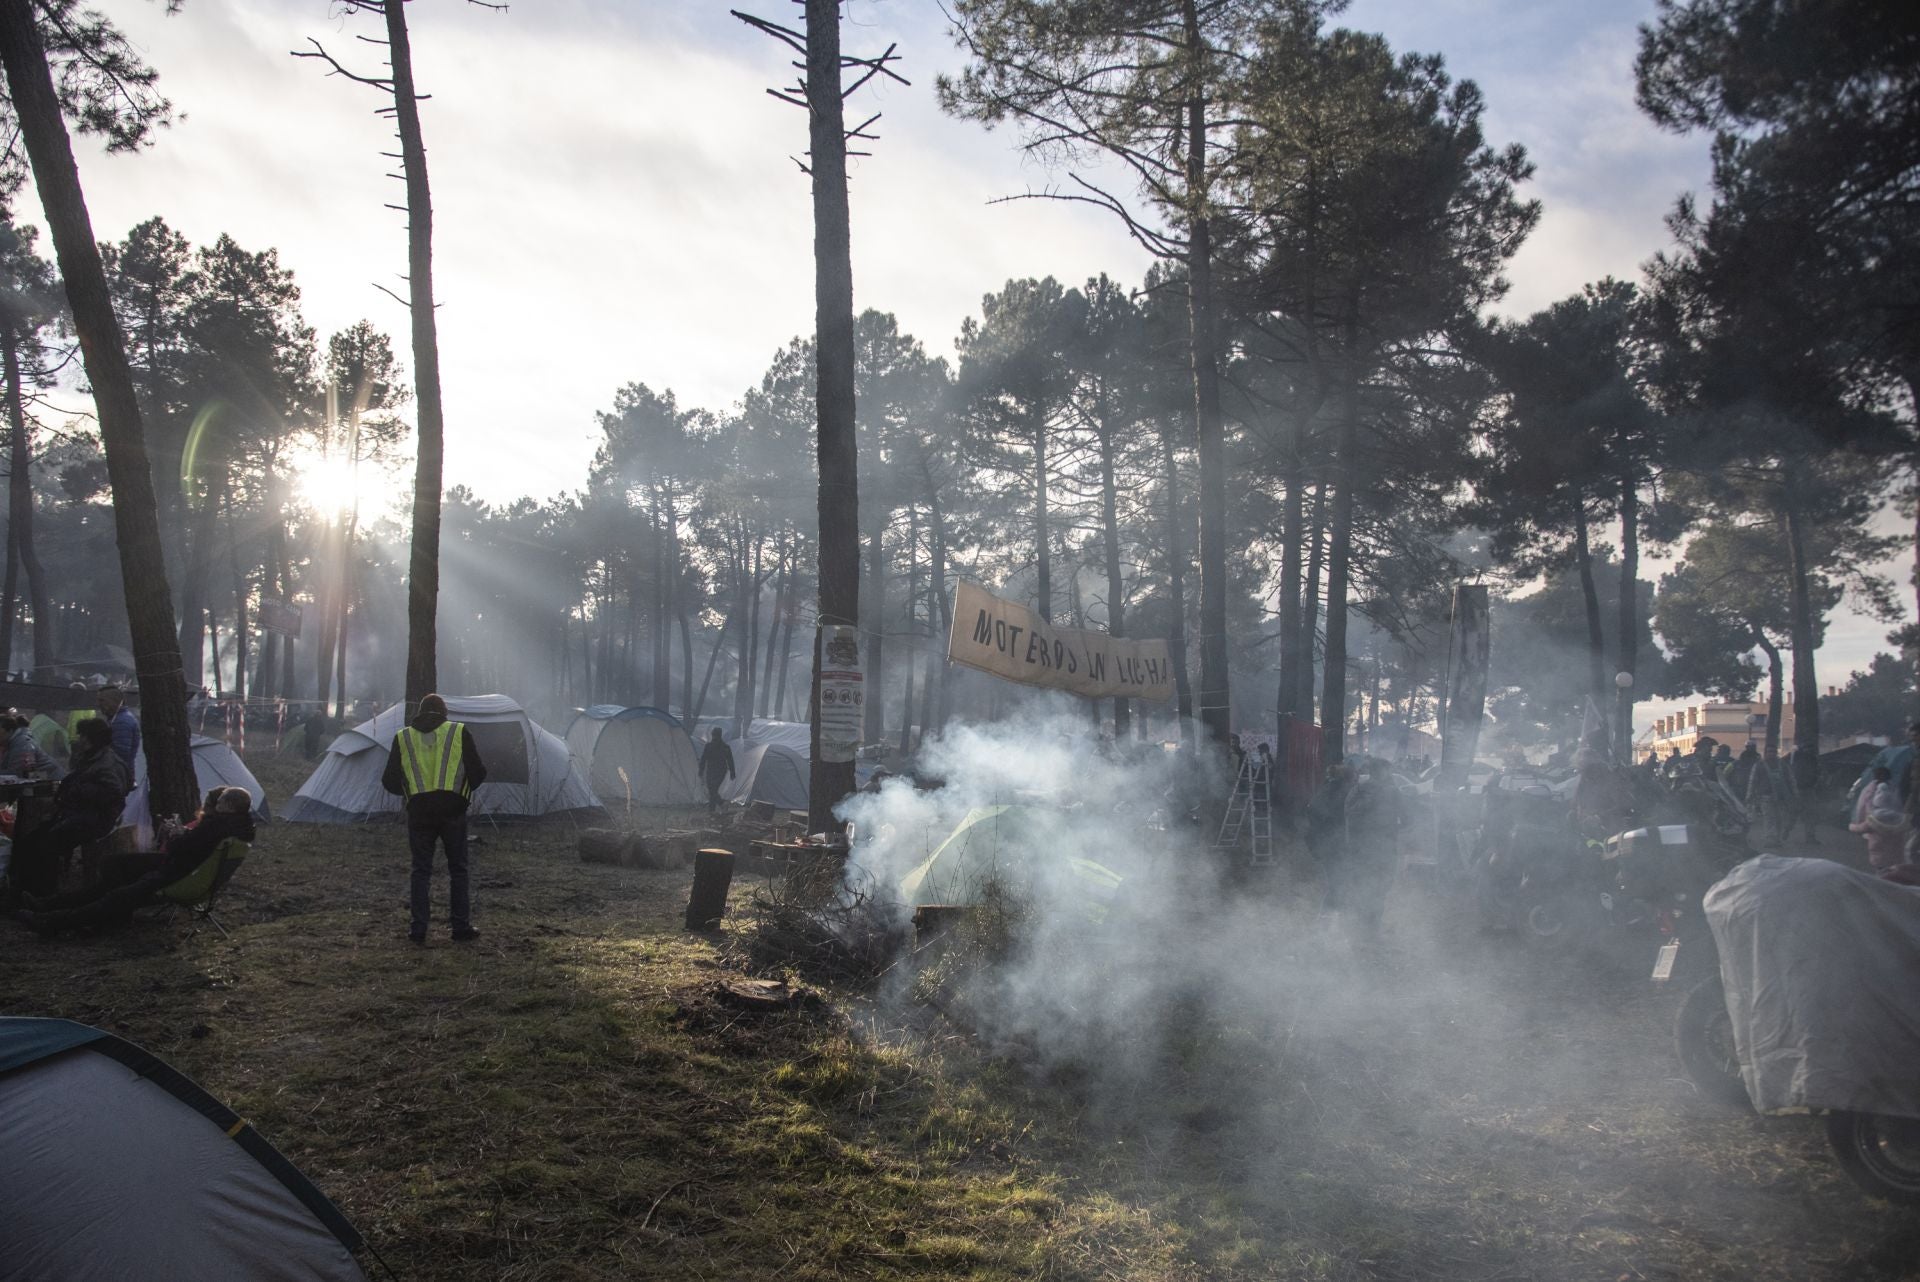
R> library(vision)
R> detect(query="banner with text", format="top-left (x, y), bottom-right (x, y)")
top-left (948, 581), bottom-right (1174, 703)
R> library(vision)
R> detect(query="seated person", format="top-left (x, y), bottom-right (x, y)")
top-left (16, 786), bottom-right (254, 932)
top-left (0, 709), bottom-right (50, 777)
top-left (2, 718), bottom-right (128, 904)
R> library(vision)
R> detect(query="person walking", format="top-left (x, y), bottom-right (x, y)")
top-left (380, 693), bottom-right (487, 944)
top-left (699, 728), bottom-right (735, 814)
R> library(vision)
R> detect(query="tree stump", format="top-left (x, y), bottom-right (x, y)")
top-left (684, 848), bottom-right (735, 930)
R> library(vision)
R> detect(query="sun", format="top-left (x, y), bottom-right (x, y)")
top-left (295, 452), bottom-right (365, 515)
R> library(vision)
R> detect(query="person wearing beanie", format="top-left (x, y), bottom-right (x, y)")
top-left (380, 693), bottom-right (488, 944)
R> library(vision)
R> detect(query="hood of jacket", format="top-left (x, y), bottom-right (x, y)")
top-left (410, 707), bottom-right (449, 734)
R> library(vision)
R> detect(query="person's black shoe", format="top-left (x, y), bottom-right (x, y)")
top-left (451, 926), bottom-right (480, 943)
top-left (408, 929), bottom-right (426, 945)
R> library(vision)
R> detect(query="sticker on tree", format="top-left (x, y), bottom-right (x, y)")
top-left (818, 625), bottom-right (863, 763)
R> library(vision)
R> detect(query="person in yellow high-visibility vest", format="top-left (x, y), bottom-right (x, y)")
top-left (380, 693), bottom-right (487, 943)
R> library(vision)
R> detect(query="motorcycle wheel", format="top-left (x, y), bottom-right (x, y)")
top-left (1825, 1111), bottom-right (1920, 1207)
top-left (1674, 976), bottom-right (1751, 1110)
top-left (1519, 890), bottom-right (1598, 950)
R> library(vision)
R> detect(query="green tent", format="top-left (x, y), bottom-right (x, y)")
top-left (897, 804), bottom-right (1124, 913)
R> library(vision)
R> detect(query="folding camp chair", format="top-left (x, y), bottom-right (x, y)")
top-left (152, 837), bottom-right (249, 939)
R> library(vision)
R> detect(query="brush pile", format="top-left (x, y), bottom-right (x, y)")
top-left (735, 861), bottom-right (904, 986)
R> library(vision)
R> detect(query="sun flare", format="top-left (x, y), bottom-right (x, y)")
top-left (296, 453), bottom-right (365, 514)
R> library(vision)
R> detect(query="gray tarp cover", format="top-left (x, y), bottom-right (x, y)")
top-left (1705, 855), bottom-right (1920, 1117)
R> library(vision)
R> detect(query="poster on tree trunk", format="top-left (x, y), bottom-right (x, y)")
top-left (947, 581), bottom-right (1174, 703)
top-left (817, 625), bottom-right (863, 763)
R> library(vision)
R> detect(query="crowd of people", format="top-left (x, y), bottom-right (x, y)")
top-left (0, 682), bottom-right (257, 935)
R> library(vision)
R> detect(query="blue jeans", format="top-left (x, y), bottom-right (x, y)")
top-left (408, 814), bottom-right (470, 935)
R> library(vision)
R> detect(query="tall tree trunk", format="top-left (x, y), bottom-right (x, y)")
top-left (1159, 419), bottom-right (1194, 743)
top-left (651, 491), bottom-right (668, 707)
top-left (1755, 630), bottom-right (1784, 756)
top-left (333, 523), bottom-right (353, 717)
top-left (1097, 425), bottom-right (1129, 737)
top-left (314, 516), bottom-right (339, 711)
top-left (693, 607), bottom-right (735, 727)
top-left (178, 473), bottom-right (220, 692)
top-left (865, 505), bottom-right (887, 740)
top-left (732, 537), bottom-right (759, 737)
top-left (1032, 413), bottom-right (1051, 623)
top-left (898, 508), bottom-right (918, 752)
top-left (1615, 477), bottom-right (1639, 756)
top-left (677, 607), bottom-right (694, 718)
top-left (805, 0), bottom-right (859, 831)
top-left (386, 0), bottom-right (444, 710)
top-left (0, 5), bottom-right (194, 816)
top-left (1275, 455), bottom-right (1303, 723)
top-left (1318, 384), bottom-right (1357, 761)
top-left (1781, 475), bottom-right (1819, 757)
top-left (1181, 0), bottom-right (1229, 749)
top-left (227, 490), bottom-right (247, 703)
top-left (1572, 494), bottom-right (1605, 701)
top-left (1, 324), bottom-right (48, 675)
top-left (1, 471), bottom-right (15, 674)
top-left (924, 472), bottom-right (953, 731)
top-left (759, 543), bottom-right (785, 718)
top-left (1297, 481), bottom-right (1326, 720)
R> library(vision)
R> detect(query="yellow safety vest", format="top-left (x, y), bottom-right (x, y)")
top-left (397, 722), bottom-right (471, 798)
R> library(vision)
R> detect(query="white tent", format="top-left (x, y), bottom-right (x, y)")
top-left (723, 742), bottom-right (810, 811)
top-left (282, 694), bottom-right (599, 822)
top-left (564, 705), bottom-right (705, 808)
top-left (695, 718), bottom-right (813, 754)
top-left (123, 735), bottom-right (270, 845)
top-left (0, 1017), bottom-right (369, 1279)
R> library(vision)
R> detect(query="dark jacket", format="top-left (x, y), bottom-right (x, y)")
top-left (381, 708), bottom-right (488, 823)
top-left (161, 809), bottom-right (257, 881)
top-left (699, 738), bottom-right (736, 786)
top-left (54, 743), bottom-right (130, 825)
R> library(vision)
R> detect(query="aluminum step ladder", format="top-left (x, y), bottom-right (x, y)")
top-left (1214, 751), bottom-right (1275, 866)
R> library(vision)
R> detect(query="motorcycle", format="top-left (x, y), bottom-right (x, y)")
top-left (1598, 823), bottom-right (1752, 1107)
top-left (1694, 855), bottom-right (1920, 1206)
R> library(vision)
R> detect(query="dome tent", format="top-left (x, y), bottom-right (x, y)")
top-left (0, 1016), bottom-right (370, 1279)
top-left (123, 734), bottom-right (270, 845)
top-left (283, 694), bottom-right (599, 823)
top-left (723, 741), bottom-right (810, 811)
top-left (565, 705), bottom-right (705, 808)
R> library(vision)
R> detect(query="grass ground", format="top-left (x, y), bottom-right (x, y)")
top-left (1, 744), bottom-right (1916, 1281)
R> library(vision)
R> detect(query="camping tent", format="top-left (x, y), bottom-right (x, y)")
top-left (695, 719), bottom-right (813, 755)
top-left (282, 694), bottom-right (599, 822)
top-left (723, 742), bottom-right (810, 810)
top-left (0, 1016), bottom-right (370, 1279)
top-left (123, 735), bottom-right (271, 846)
top-left (564, 705), bottom-right (705, 808)
top-left (897, 804), bottom-right (1124, 910)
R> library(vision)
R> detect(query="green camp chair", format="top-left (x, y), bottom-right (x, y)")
top-left (153, 837), bottom-right (249, 938)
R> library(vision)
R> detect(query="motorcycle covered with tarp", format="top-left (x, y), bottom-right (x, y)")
top-left (1701, 855), bottom-right (1920, 1205)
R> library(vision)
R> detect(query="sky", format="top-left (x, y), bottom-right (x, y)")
top-left (30, 0), bottom-right (1907, 719)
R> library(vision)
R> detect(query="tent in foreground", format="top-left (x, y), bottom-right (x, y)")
top-left (564, 706), bottom-right (705, 808)
top-left (283, 694), bottom-right (599, 823)
top-left (0, 1016), bottom-right (370, 1280)
top-left (123, 735), bottom-right (271, 845)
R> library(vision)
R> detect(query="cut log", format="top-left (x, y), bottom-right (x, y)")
top-left (684, 848), bottom-right (735, 930)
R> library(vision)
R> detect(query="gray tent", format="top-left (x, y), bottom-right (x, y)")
top-left (0, 1017), bottom-right (370, 1280)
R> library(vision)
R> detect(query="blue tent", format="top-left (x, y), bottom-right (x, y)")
top-left (0, 1017), bottom-right (370, 1279)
